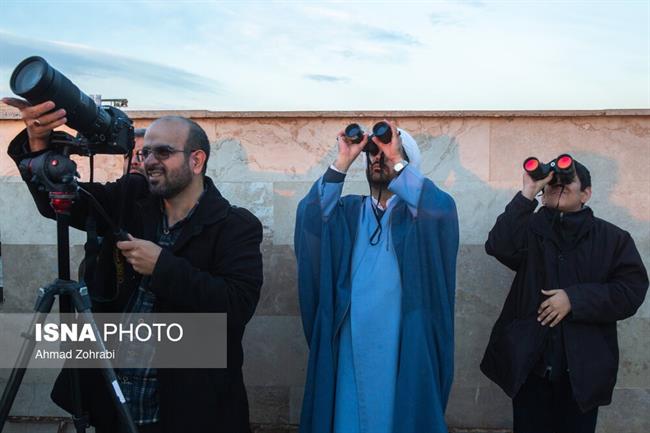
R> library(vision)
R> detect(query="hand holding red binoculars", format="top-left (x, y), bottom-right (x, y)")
top-left (521, 154), bottom-right (576, 201)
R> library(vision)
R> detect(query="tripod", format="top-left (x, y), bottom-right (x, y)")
top-left (0, 191), bottom-right (138, 433)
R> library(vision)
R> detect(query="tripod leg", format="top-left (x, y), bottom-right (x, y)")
top-left (55, 213), bottom-right (90, 433)
top-left (58, 295), bottom-right (88, 433)
top-left (75, 309), bottom-right (139, 433)
top-left (0, 311), bottom-right (49, 430)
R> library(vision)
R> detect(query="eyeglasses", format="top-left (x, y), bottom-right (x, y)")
top-left (141, 145), bottom-right (192, 161)
top-left (124, 150), bottom-right (146, 162)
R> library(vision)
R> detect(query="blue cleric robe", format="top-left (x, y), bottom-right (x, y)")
top-left (295, 164), bottom-right (459, 433)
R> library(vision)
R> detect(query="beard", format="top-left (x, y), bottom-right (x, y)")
top-left (366, 161), bottom-right (396, 189)
top-left (146, 160), bottom-right (193, 199)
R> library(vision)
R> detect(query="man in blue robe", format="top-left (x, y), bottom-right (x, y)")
top-left (294, 121), bottom-right (459, 433)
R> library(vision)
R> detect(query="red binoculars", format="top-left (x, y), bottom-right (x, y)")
top-left (523, 154), bottom-right (576, 185)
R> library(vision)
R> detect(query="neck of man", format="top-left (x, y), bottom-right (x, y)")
top-left (163, 176), bottom-right (205, 226)
top-left (371, 185), bottom-right (395, 209)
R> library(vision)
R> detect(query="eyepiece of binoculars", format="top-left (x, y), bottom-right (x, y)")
top-left (523, 153), bottom-right (575, 185)
top-left (344, 123), bottom-right (364, 144)
top-left (371, 121), bottom-right (392, 145)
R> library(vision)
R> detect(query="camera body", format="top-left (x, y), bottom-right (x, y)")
top-left (10, 56), bottom-right (134, 192)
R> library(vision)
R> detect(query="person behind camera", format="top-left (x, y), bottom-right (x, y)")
top-left (294, 121), bottom-right (459, 433)
top-left (77, 127), bottom-right (147, 283)
top-left (3, 97), bottom-right (264, 433)
top-left (124, 127), bottom-right (147, 176)
top-left (480, 157), bottom-right (648, 433)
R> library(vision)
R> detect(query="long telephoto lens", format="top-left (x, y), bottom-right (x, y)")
top-left (10, 56), bottom-right (112, 139)
top-left (345, 123), bottom-right (364, 144)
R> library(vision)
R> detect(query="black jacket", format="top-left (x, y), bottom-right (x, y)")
top-left (8, 130), bottom-right (264, 433)
top-left (480, 192), bottom-right (648, 412)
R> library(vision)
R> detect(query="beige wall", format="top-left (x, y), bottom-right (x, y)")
top-left (1, 109), bottom-right (648, 431)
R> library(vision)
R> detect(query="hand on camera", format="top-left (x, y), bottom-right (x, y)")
top-left (2, 97), bottom-right (66, 152)
top-left (522, 170), bottom-right (553, 201)
top-left (537, 289), bottom-right (572, 327)
top-left (333, 130), bottom-right (367, 173)
top-left (116, 234), bottom-right (162, 276)
top-left (372, 119), bottom-right (403, 166)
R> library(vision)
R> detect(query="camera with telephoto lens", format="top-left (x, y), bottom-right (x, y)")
top-left (10, 56), bottom-right (134, 192)
top-left (523, 154), bottom-right (576, 186)
top-left (344, 121), bottom-right (395, 156)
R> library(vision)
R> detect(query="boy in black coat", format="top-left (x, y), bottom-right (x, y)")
top-left (480, 158), bottom-right (648, 433)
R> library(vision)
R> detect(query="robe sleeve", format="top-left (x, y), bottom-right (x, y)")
top-left (295, 168), bottom-right (347, 344)
top-left (319, 167), bottom-right (346, 220)
top-left (398, 179), bottom-right (459, 416)
top-left (564, 231), bottom-right (648, 323)
top-left (430, 183), bottom-right (459, 406)
top-left (388, 163), bottom-right (424, 217)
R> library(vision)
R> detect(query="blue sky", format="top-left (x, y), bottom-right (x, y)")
top-left (0, 1), bottom-right (648, 110)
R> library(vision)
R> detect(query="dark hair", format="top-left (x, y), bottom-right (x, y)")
top-left (156, 116), bottom-right (210, 175)
top-left (574, 160), bottom-right (591, 191)
top-left (185, 119), bottom-right (210, 175)
top-left (134, 128), bottom-right (146, 138)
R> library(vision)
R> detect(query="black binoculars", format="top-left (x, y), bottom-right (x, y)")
top-left (344, 122), bottom-right (394, 156)
top-left (523, 154), bottom-right (576, 185)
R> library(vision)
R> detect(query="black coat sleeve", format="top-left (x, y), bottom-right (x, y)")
top-left (7, 128), bottom-right (147, 235)
top-left (565, 231), bottom-right (648, 323)
top-left (148, 209), bottom-right (263, 326)
top-left (485, 191), bottom-right (538, 271)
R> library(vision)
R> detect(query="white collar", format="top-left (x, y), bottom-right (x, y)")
top-left (370, 194), bottom-right (397, 211)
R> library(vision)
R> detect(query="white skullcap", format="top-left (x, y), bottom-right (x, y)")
top-left (398, 128), bottom-right (422, 170)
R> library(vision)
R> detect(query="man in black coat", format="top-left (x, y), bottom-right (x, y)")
top-left (480, 158), bottom-right (648, 433)
top-left (3, 98), bottom-right (263, 433)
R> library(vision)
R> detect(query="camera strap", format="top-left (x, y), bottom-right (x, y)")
top-left (83, 156), bottom-right (100, 297)
top-left (366, 154), bottom-right (384, 246)
top-left (83, 210), bottom-right (99, 286)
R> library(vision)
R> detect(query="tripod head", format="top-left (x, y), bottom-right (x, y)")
top-left (49, 191), bottom-right (77, 215)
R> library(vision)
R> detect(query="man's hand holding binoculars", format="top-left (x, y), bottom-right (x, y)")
top-left (371, 120), bottom-right (403, 166)
top-left (333, 120), bottom-right (403, 172)
top-left (522, 170), bottom-right (554, 201)
top-left (2, 97), bottom-right (66, 152)
top-left (333, 130), bottom-right (367, 173)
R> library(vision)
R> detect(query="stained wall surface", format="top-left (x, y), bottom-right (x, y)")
top-left (1, 108), bottom-right (648, 431)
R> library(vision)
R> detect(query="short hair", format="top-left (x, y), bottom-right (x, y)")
top-left (574, 160), bottom-right (591, 191)
top-left (134, 128), bottom-right (146, 138)
top-left (155, 116), bottom-right (210, 175)
top-left (185, 119), bottom-right (210, 175)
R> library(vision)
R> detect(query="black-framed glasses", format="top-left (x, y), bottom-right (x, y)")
top-left (124, 150), bottom-right (145, 162)
top-left (141, 145), bottom-right (192, 161)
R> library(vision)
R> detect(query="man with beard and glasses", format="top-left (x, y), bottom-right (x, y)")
top-left (124, 127), bottom-right (147, 176)
top-left (480, 160), bottom-right (648, 433)
top-left (4, 97), bottom-right (264, 433)
top-left (294, 120), bottom-right (459, 433)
